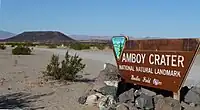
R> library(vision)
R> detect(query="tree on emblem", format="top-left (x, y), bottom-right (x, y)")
top-left (118, 42), bottom-right (122, 59)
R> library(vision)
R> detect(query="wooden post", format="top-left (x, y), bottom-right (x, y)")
top-left (173, 90), bottom-right (181, 110)
top-left (173, 90), bottom-right (180, 101)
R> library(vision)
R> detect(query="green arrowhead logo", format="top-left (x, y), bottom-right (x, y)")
top-left (112, 36), bottom-right (126, 60)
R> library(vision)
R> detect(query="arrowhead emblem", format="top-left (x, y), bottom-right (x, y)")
top-left (112, 36), bottom-right (127, 60)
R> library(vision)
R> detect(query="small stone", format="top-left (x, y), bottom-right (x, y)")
top-left (99, 95), bottom-right (116, 110)
top-left (8, 85), bottom-right (12, 90)
top-left (189, 103), bottom-right (196, 107)
top-left (118, 88), bottom-right (135, 103)
top-left (85, 94), bottom-right (98, 106)
top-left (135, 93), bottom-right (153, 109)
top-left (116, 103), bottom-right (129, 110)
top-left (78, 95), bottom-right (87, 104)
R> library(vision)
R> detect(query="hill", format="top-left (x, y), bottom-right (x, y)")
top-left (0, 30), bottom-right (15, 39)
top-left (69, 35), bottom-right (112, 40)
top-left (3, 31), bottom-right (75, 43)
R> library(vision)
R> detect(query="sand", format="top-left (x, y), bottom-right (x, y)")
top-left (0, 47), bottom-right (104, 110)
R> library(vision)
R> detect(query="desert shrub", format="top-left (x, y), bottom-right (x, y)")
top-left (11, 44), bottom-right (15, 47)
top-left (48, 44), bottom-right (57, 48)
top-left (70, 43), bottom-right (90, 50)
top-left (95, 44), bottom-right (105, 50)
top-left (23, 42), bottom-right (36, 47)
top-left (43, 51), bottom-right (86, 81)
top-left (0, 45), bottom-right (6, 50)
top-left (12, 46), bottom-right (32, 55)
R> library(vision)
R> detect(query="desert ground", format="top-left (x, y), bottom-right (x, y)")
top-left (0, 47), bottom-right (199, 110)
top-left (0, 47), bottom-right (107, 110)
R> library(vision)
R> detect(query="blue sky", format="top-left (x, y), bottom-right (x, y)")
top-left (0, 0), bottom-right (200, 37)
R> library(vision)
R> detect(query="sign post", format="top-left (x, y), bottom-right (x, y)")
top-left (112, 36), bottom-right (200, 101)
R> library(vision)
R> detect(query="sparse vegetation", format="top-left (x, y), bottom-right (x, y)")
top-left (0, 44), bottom-right (6, 50)
top-left (48, 44), bottom-right (57, 48)
top-left (12, 46), bottom-right (32, 55)
top-left (70, 43), bottom-right (90, 50)
top-left (95, 44), bottom-right (105, 50)
top-left (5, 42), bottom-right (37, 47)
top-left (11, 44), bottom-right (15, 47)
top-left (43, 51), bottom-right (86, 81)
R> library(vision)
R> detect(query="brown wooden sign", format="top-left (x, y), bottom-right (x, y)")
top-left (112, 36), bottom-right (200, 92)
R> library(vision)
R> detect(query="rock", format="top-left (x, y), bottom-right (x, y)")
top-left (99, 95), bottom-right (116, 110)
top-left (155, 97), bottom-right (181, 110)
top-left (93, 71), bottom-right (110, 91)
top-left (8, 85), bottom-right (12, 90)
top-left (93, 63), bottom-right (120, 92)
top-left (85, 94), bottom-right (98, 106)
top-left (116, 103), bottom-right (129, 110)
top-left (181, 102), bottom-right (200, 110)
top-left (104, 81), bottom-right (119, 88)
top-left (103, 63), bottom-right (120, 81)
top-left (99, 86), bottom-right (117, 97)
top-left (104, 63), bottom-right (118, 73)
top-left (185, 88), bottom-right (200, 105)
top-left (189, 103), bottom-right (196, 107)
top-left (135, 93), bottom-right (153, 109)
top-left (78, 95), bottom-right (87, 104)
top-left (95, 93), bottom-right (105, 99)
top-left (134, 89), bottom-right (142, 97)
top-left (118, 88), bottom-right (135, 103)
top-left (154, 95), bottom-right (164, 104)
top-left (191, 86), bottom-right (200, 94)
top-left (141, 88), bottom-right (156, 96)
top-left (181, 101), bottom-right (195, 110)
top-left (125, 101), bottom-right (139, 110)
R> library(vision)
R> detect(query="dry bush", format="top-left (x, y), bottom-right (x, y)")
top-left (43, 51), bottom-right (86, 81)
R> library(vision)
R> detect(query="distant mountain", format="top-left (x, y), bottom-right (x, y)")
top-left (4, 31), bottom-right (75, 43)
top-left (0, 30), bottom-right (15, 39)
top-left (69, 35), bottom-right (113, 40)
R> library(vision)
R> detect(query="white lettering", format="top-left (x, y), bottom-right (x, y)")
top-left (122, 53), bottom-right (126, 62)
top-left (154, 68), bottom-right (181, 77)
top-left (160, 55), bottom-right (166, 66)
top-left (149, 54), bottom-right (154, 64)
top-left (148, 54), bottom-right (184, 67)
top-left (121, 53), bottom-right (146, 64)
top-left (154, 54), bottom-right (160, 65)
top-left (119, 65), bottom-right (135, 71)
top-left (171, 55), bottom-right (177, 67)
top-left (165, 55), bottom-right (171, 66)
top-left (135, 66), bottom-right (153, 74)
top-left (141, 54), bottom-right (146, 63)
top-left (131, 75), bottom-right (141, 81)
top-left (178, 55), bottom-right (184, 67)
